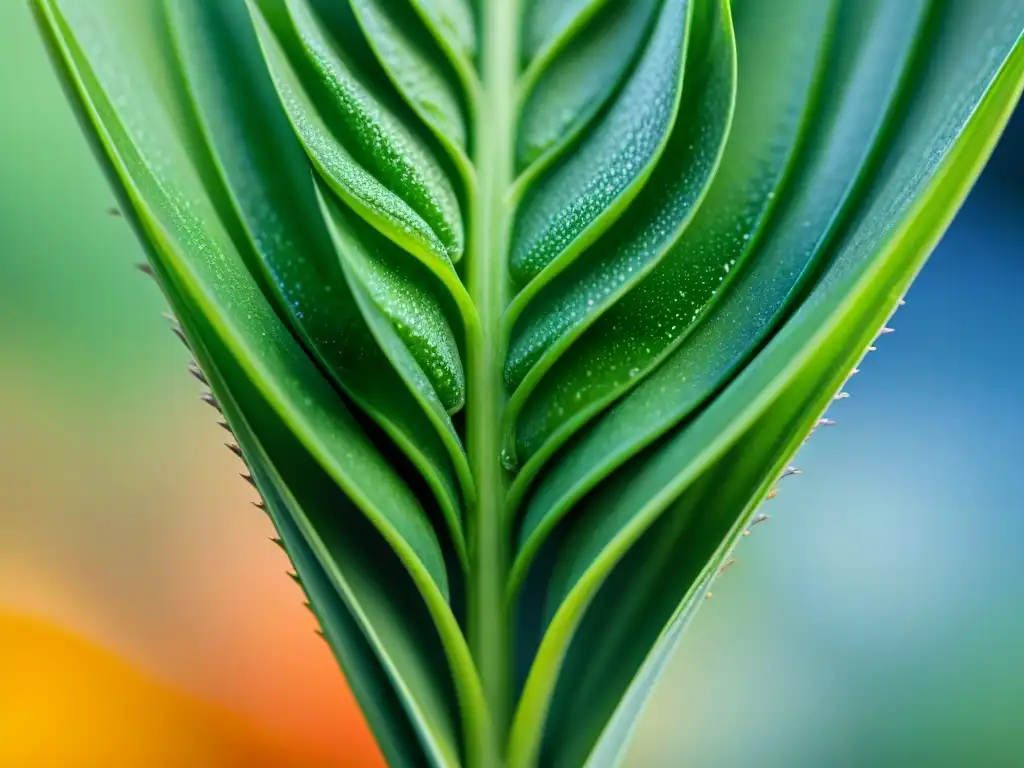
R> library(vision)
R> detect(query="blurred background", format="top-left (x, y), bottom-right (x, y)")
top-left (1, 1), bottom-right (1021, 765)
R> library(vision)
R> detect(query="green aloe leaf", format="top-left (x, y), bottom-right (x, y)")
top-left (509, 0), bottom-right (691, 289)
top-left (31, 0), bottom-right (1023, 765)
top-left (510, 0), bottom-right (928, 585)
top-left (166, 0), bottom-right (471, 563)
top-left (349, 0), bottom-right (473, 181)
top-left (284, 0), bottom-right (465, 261)
top-left (516, 0), bottom-right (660, 178)
top-left (186, 304), bottom-right (463, 767)
top-left (503, 0), bottom-right (737, 490)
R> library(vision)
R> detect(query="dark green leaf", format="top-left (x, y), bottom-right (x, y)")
top-left (509, 0), bottom-right (692, 287)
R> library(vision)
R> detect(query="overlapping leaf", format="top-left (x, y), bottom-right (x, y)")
top-left (31, 0), bottom-right (1024, 765)
top-left (509, 4), bottom-right (1023, 768)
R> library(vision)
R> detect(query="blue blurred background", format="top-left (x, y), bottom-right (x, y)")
top-left (1, 0), bottom-right (1021, 763)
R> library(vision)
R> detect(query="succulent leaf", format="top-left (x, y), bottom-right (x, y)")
top-left (31, 0), bottom-right (1024, 766)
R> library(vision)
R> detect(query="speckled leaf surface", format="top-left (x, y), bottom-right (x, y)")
top-left (509, 0), bottom-right (691, 288)
top-left (31, 0), bottom-right (1024, 765)
top-left (516, 0), bottom-right (660, 176)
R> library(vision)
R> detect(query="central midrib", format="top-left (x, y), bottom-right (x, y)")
top-left (465, 1), bottom-right (519, 766)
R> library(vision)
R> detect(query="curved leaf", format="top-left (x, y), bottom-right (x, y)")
top-left (184, 304), bottom-right (462, 768)
top-left (509, 0), bottom-right (930, 526)
top-left (520, 0), bottom-right (610, 68)
top-left (510, 0), bottom-right (840, 576)
top-left (322, 190), bottom-right (466, 414)
top-left (283, 0), bottom-right (464, 262)
top-left (317, 184), bottom-right (475, 499)
top-left (409, 0), bottom-right (477, 67)
top-left (503, 0), bottom-right (737, 482)
top-left (29, 0), bottom-right (1024, 765)
top-left (508, 0), bottom-right (692, 288)
top-left (349, 0), bottom-right (474, 184)
top-left (512, 3), bottom-right (1022, 766)
top-left (167, 0), bottom-right (469, 561)
top-left (516, 0), bottom-right (660, 178)
top-left (248, 0), bottom-right (475, 319)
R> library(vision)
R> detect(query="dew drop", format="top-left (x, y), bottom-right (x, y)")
top-left (500, 448), bottom-right (518, 472)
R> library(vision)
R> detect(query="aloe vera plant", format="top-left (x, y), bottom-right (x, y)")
top-left (31, 0), bottom-right (1023, 764)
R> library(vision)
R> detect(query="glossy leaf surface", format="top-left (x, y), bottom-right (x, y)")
top-left (32, 0), bottom-right (1024, 765)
